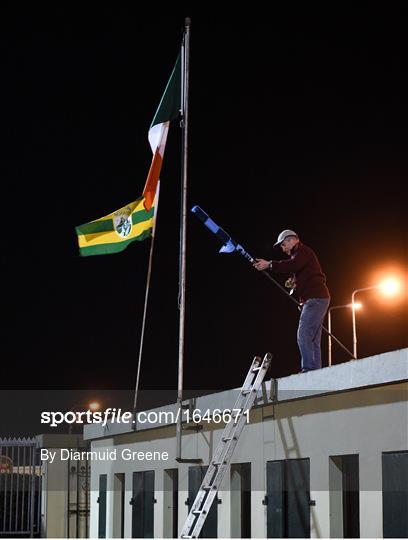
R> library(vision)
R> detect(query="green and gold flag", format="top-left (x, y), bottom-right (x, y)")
top-left (75, 53), bottom-right (180, 257)
top-left (75, 196), bottom-right (154, 256)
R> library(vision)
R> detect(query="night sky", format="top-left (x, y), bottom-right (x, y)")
top-left (2, 7), bottom-right (407, 427)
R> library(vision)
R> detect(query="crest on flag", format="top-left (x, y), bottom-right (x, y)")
top-left (113, 206), bottom-right (132, 238)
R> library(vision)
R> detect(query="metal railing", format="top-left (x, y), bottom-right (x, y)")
top-left (0, 438), bottom-right (41, 537)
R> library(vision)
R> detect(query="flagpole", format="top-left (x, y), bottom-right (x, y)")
top-left (176, 17), bottom-right (190, 461)
top-left (132, 183), bottom-right (161, 429)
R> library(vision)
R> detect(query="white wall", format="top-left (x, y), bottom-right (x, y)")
top-left (88, 382), bottom-right (407, 538)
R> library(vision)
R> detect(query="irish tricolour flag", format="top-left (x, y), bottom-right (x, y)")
top-left (75, 54), bottom-right (181, 256)
top-left (143, 54), bottom-right (181, 211)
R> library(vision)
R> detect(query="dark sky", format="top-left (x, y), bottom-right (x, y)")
top-left (2, 7), bottom-right (407, 423)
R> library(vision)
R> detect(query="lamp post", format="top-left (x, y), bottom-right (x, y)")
top-left (351, 278), bottom-right (401, 358)
top-left (351, 287), bottom-right (377, 359)
top-left (328, 303), bottom-right (362, 366)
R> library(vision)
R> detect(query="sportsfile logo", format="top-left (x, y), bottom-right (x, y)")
top-left (41, 408), bottom-right (132, 428)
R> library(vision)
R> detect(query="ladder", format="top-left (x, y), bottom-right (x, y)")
top-left (180, 352), bottom-right (272, 538)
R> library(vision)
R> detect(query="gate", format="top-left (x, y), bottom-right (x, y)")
top-left (0, 438), bottom-right (41, 537)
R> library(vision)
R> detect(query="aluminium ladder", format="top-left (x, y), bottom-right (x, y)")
top-left (180, 352), bottom-right (272, 538)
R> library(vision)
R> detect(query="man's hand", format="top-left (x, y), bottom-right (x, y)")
top-left (253, 258), bottom-right (271, 271)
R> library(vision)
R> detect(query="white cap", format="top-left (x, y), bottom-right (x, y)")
top-left (274, 229), bottom-right (298, 247)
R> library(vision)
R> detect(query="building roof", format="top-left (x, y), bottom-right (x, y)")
top-left (84, 348), bottom-right (407, 441)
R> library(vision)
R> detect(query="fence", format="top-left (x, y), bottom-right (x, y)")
top-left (0, 438), bottom-right (41, 537)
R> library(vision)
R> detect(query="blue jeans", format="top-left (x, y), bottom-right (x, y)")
top-left (297, 298), bottom-right (330, 371)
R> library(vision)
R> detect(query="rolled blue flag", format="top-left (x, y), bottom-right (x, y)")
top-left (191, 205), bottom-right (255, 262)
top-left (191, 206), bottom-right (236, 253)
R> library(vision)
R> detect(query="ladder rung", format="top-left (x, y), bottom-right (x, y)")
top-left (222, 436), bottom-right (232, 442)
top-left (252, 366), bottom-right (261, 372)
top-left (201, 485), bottom-right (211, 490)
top-left (242, 389), bottom-right (251, 395)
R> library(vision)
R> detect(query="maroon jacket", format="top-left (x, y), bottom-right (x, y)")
top-left (271, 242), bottom-right (330, 303)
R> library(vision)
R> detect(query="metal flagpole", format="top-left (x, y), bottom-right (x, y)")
top-left (176, 17), bottom-right (200, 463)
top-left (132, 183), bottom-right (161, 429)
top-left (176, 17), bottom-right (189, 461)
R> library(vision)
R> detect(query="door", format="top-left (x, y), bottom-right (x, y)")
top-left (98, 474), bottom-right (107, 539)
top-left (131, 470), bottom-right (155, 538)
top-left (382, 451), bottom-right (408, 538)
top-left (266, 459), bottom-right (310, 538)
top-left (266, 461), bottom-right (285, 538)
top-left (285, 459), bottom-right (310, 538)
top-left (342, 455), bottom-right (360, 538)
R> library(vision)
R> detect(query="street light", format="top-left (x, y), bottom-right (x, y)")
top-left (88, 401), bottom-right (101, 412)
top-left (328, 303), bottom-right (362, 366)
top-left (378, 277), bottom-right (401, 296)
top-left (68, 401), bottom-right (101, 435)
top-left (351, 278), bottom-right (402, 358)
